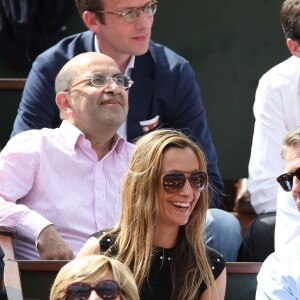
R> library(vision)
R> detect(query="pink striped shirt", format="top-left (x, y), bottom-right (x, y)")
top-left (0, 121), bottom-right (134, 259)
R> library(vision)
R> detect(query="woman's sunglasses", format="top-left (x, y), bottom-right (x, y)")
top-left (276, 169), bottom-right (300, 192)
top-left (160, 170), bottom-right (207, 193)
top-left (67, 280), bottom-right (120, 300)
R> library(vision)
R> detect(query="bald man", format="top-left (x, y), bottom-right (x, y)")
top-left (0, 52), bottom-right (134, 259)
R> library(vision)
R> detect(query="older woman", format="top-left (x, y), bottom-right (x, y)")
top-left (50, 255), bottom-right (139, 300)
top-left (78, 129), bottom-right (226, 300)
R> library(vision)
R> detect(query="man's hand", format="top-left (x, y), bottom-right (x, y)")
top-left (37, 225), bottom-right (74, 260)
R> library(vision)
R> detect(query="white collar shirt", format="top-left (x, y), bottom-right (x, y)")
top-left (256, 235), bottom-right (300, 299)
top-left (248, 56), bottom-right (300, 214)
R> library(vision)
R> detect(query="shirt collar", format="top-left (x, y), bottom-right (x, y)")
top-left (109, 133), bottom-right (127, 156)
top-left (59, 121), bottom-right (84, 150)
top-left (59, 120), bottom-right (127, 155)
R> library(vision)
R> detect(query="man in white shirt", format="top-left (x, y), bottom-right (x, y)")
top-left (256, 126), bottom-right (300, 299)
top-left (256, 236), bottom-right (300, 299)
top-left (276, 184), bottom-right (300, 249)
top-left (239, 0), bottom-right (300, 261)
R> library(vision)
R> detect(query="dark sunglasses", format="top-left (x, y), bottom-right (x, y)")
top-left (66, 280), bottom-right (120, 300)
top-left (276, 169), bottom-right (300, 192)
top-left (160, 170), bottom-right (207, 193)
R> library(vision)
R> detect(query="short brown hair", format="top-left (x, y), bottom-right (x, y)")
top-left (75, 0), bottom-right (105, 24)
top-left (280, 0), bottom-right (300, 40)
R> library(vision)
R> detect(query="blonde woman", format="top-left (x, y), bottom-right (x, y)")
top-left (50, 255), bottom-right (139, 300)
top-left (78, 129), bottom-right (226, 300)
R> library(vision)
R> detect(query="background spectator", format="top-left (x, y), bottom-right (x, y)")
top-left (0, 52), bottom-right (133, 259)
top-left (239, 0), bottom-right (300, 261)
top-left (50, 255), bottom-right (139, 300)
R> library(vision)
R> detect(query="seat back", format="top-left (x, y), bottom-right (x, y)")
top-left (19, 260), bottom-right (68, 300)
top-left (225, 262), bottom-right (261, 300)
top-left (17, 261), bottom-right (262, 300)
top-left (0, 231), bottom-right (262, 300)
top-left (0, 232), bottom-right (67, 300)
top-left (0, 231), bottom-right (68, 300)
top-left (0, 78), bottom-right (26, 90)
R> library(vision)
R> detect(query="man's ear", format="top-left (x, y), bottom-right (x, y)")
top-left (82, 11), bottom-right (101, 33)
top-left (286, 38), bottom-right (300, 57)
top-left (56, 92), bottom-right (73, 112)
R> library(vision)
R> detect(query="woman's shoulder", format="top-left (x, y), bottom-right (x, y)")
top-left (91, 229), bottom-right (118, 252)
top-left (91, 230), bottom-right (109, 239)
top-left (206, 247), bottom-right (226, 279)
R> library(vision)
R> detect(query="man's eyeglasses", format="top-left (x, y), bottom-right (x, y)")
top-left (96, 1), bottom-right (158, 23)
top-left (64, 72), bottom-right (134, 92)
top-left (66, 280), bottom-right (120, 300)
top-left (276, 169), bottom-right (300, 192)
top-left (160, 171), bottom-right (207, 194)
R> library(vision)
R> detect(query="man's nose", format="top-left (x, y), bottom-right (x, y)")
top-left (292, 175), bottom-right (300, 193)
top-left (104, 79), bottom-right (120, 91)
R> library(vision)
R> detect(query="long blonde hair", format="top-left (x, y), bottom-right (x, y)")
top-left (50, 255), bottom-right (139, 300)
top-left (102, 129), bottom-right (216, 299)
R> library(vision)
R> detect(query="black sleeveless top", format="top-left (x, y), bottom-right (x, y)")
top-left (92, 230), bottom-right (226, 300)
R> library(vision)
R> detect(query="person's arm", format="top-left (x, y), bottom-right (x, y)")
top-left (76, 237), bottom-right (100, 258)
top-left (248, 74), bottom-right (289, 214)
top-left (0, 196), bottom-right (73, 260)
top-left (37, 225), bottom-right (74, 260)
top-left (200, 268), bottom-right (226, 300)
top-left (0, 195), bottom-right (74, 260)
top-left (0, 134), bottom-right (69, 259)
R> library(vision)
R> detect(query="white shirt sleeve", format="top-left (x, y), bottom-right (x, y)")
top-left (248, 56), bottom-right (300, 214)
top-left (256, 238), bottom-right (300, 299)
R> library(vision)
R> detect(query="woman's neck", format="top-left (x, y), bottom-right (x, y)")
top-left (154, 225), bottom-right (179, 248)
